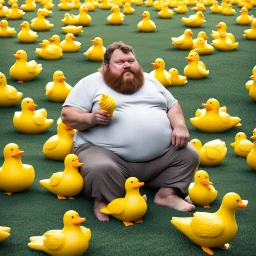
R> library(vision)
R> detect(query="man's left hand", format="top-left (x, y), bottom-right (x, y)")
top-left (171, 125), bottom-right (190, 149)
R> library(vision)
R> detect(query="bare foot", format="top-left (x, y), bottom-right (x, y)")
top-left (154, 188), bottom-right (195, 212)
top-left (93, 199), bottom-right (110, 222)
top-left (184, 195), bottom-right (193, 205)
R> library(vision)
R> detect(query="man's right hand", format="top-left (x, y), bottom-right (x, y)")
top-left (90, 109), bottom-right (112, 126)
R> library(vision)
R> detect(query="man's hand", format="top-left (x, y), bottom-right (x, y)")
top-left (171, 125), bottom-right (190, 149)
top-left (90, 109), bottom-right (112, 126)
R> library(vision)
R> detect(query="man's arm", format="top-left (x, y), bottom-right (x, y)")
top-left (61, 106), bottom-right (111, 130)
top-left (167, 103), bottom-right (190, 149)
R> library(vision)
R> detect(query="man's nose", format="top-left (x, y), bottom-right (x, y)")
top-left (123, 62), bottom-right (131, 69)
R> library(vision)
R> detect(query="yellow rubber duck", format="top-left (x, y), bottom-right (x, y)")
top-left (71, 0), bottom-right (82, 8)
top-left (84, 36), bottom-right (106, 61)
top-left (192, 31), bottom-right (208, 48)
top-left (13, 97), bottom-right (54, 134)
top-left (190, 138), bottom-right (227, 166)
top-left (188, 170), bottom-right (218, 208)
top-left (58, 0), bottom-right (72, 10)
top-left (236, 7), bottom-right (254, 25)
top-left (184, 51), bottom-right (209, 79)
top-left (99, 0), bottom-right (113, 9)
top-left (62, 25), bottom-right (83, 35)
top-left (41, 7), bottom-right (52, 17)
top-left (190, 98), bottom-right (242, 132)
top-left (122, 3), bottom-right (135, 15)
top-left (45, 70), bottom-right (73, 102)
top-left (5, 3), bottom-right (24, 19)
top-left (191, 37), bottom-right (214, 55)
top-left (0, 19), bottom-right (16, 38)
top-left (230, 132), bottom-right (253, 158)
top-left (9, 50), bottom-right (42, 83)
top-left (137, 11), bottom-right (156, 32)
top-left (174, 1), bottom-right (188, 14)
top-left (60, 33), bottom-right (81, 52)
top-left (191, 3), bottom-right (206, 12)
top-left (17, 21), bottom-right (38, 43)
top-left (31, 8), bottom-right (54, 31)
top-left (0, 143), bottom-right (35, 195)
top-left (40, 154), bottom-right (83, 199)
top-left (243, 19), bottom-right (256, 39)
top-left (245, 66), bottom-right (256, 101)
top-left (0, 4), bottom-right (9, 17)
top-left (153, 0), bottom-right (163, 11)
top-left (84, 0), bottom-right (95, 11)
top-left (158, 3), bottom-right (174, 18)
top-left (247, 128), bottom-right (256, 170)
top-left (210, 0), bottom-right (222, 13)
top-left (75, 4), bottom-right (92, 26)
top-left (0, 226), bottom-right (11, 242)
top-left (150, 58), bottom-right (171, 87)
top-left (41, 0), bottom-right (54, 10)
top-left (222, 3), bottom-right (236, 15)
top-left (212, 32), bottom-right (239, 51)
top-left (107, 5), bottom-right (124, 25)
top-left (171, 192), bottom-right (248, 255)
top-left (100, 177), bottom-right (147, 226)
top-left (169, 0), bottom-right (179, 8)
top-left (43, 118), bottom-right (75, 160)
top-left (28, 210), bottom-right (91, 255)
top-left (49, 34), bottom-right (61, 47)
top-left (0, 72), bottom-right (23, 107)
top-left (211, 21), bottom-right (235, 42)
top-left (134, 0), bottom-right (143, 6)
top-left (181, 11), bottom-right (206, 27)
top-left (35, 39), bottom-right (63, 60)
top-left (20, 0), bottom-right (36, 11)
top-left (168, 68), bottom-right (188, 86)
top-left (172, 28), bottom-right (193, 50)
top-left (144, 0), bottom-right (154, 7)
top-left (61, 13), bottom-right (78, 25)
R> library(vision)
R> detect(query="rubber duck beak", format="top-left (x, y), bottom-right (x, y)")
top-left (132, 182), bottom-right (144, 188)
top-left (65, 126), bottom-right (73, 130)
top-left (39, 43), bottom-right (45, 47)
top-left (28, 104), bottom-right (37, 110)
top-left (185, 57), bottom-right (193, 62)
top-left (73, 217), bottom-right (86, 225)
top-left (72, 162), bottom-right (83, 168)
top-left (12, 150), bottom-right (25, 158)
top-left (250, 75), bottom-right (254, 80)
top-left (239, 200), bottom-right (248, 208)
top-left (250, 135), bottom-right (256, 140)
top-left (13, 54), bottom-right (20, 59)
top-left (58, 77), bottom-right (66, 82)
top-left (152, 63), bottom-right (160, 68)
top-left (200, 180), bottom-right (213, 185)
top-left (202, 103), bottom-right (212, 110)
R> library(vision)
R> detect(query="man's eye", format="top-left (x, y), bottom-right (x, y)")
top-left (129, 60), bottom-right (134, 64)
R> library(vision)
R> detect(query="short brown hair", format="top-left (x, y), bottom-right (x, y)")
top-left (104, 41), bottom-right (135, 64)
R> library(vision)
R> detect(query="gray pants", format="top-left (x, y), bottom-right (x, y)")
top-left (73, 143), bottom-right (199, 203)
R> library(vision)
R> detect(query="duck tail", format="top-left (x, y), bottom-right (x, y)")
top-left (99, 207), bottom-right (111, 215)
top-left (28, 236), bottom-right (44, 250)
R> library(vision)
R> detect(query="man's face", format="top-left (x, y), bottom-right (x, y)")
top-left (102, 49), bottom-right (144, 94)
top-left (106, 49), bottom-right (140, 77)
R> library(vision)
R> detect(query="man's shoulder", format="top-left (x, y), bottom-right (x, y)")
top-left (80, 72), bottom-right (102, 82)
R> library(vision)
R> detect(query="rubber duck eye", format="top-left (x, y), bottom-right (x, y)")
top-left (198, 176), bottom-right (200, 178)
top-left (11, 148), bottom-right (13, 151)
top-left (72, 216), bottom-right (74, 218)
top-left (131, 181), bottom-right (133, 183)
top-left (237, 199), bottom-right (239, 202)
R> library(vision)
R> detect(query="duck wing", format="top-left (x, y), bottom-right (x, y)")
top-left (49, 172), bottom-right (63, 187)
top-left (33, 113), bottom-right (46, 126)
top-left (191, 212), bottom-right (224, 237)
top-left (219, 112), bottom-right (231, 123)
top-left (44, 230), bottom-right (65, 250)
top-left (101, 198), bottom-right (125, 215)
top-left (43, 135), bottom-right (59, 150)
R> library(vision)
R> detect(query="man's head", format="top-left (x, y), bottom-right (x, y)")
top-left (99, 41), bottom-right (144, 94)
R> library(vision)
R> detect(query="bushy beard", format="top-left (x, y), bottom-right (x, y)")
top-left (101, 65), bottom-right (144, 94)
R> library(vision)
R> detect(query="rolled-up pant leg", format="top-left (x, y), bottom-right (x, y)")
top-left (72, 143), bottom-right (132, 203)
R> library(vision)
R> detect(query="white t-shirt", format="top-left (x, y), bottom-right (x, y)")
top-left (63, 72), bottom-right (178, 162)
